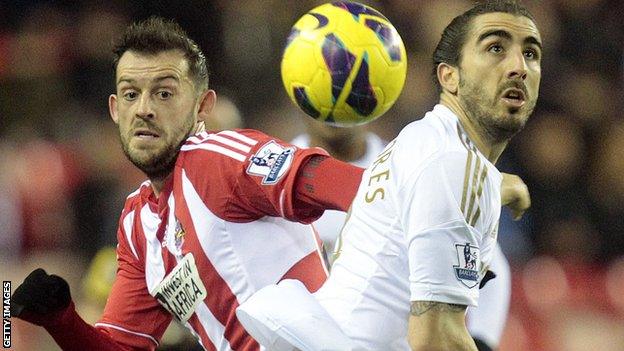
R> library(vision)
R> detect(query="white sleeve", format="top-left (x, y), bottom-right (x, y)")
top-left (399, 153), bottom-right (484, 307)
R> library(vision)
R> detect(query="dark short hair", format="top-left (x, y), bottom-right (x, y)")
top-left (432, 0), bottom-right (536, 91)
top-left (112, 16), bottom-right (209, 90)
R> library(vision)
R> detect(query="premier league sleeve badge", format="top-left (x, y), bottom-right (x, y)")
top-left (453, 243), bottom-right (480, 288)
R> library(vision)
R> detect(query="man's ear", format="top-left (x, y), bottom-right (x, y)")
top-left (197, 89), bottom-right (217, 124)
top-left (109, 94), bottom-right (119, 124)
top-left (437, 63), bottom-right (459, 95)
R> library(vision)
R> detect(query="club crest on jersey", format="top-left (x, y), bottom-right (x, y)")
top-left (174, 220), bottom-right (185, 251)
top-left (163, 219), bottom-right (186, 255)
top-left (247, 141), bottom-right (295, 184)
top-left (453, 243), bottom-right (480, 288)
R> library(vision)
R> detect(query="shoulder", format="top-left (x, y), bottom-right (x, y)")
top-left (173, 129), bottom-right (321, 222)
top-left (117, 182), bottom-right (150, 262)
top-left (174, 130), bottom-right (260, 214)
top-left (176, 129), bottom-right (276, 185)
top-left (390, 110), bottom-right (467, 183)
top-left (121, 180), bottom-right (150, 215)
top-left (179, 129), bottom-right (262, 165)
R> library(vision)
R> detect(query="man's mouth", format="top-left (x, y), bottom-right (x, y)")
top-left (501, 88), bottom-right (526, 108)
top-left (133, 128), bottom-right (160, 139)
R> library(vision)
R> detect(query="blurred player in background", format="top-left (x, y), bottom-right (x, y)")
top-left (237, 1), bottom-right (539, 350)
top-left (9, 16), bottom-right (365, 351)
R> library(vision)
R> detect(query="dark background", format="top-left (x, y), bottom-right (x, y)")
top-left (1, 1), bottom-right (623, 350)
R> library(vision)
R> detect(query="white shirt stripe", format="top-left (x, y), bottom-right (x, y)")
top-left (182, 169), bottom-right (318, 291)
top-left (95, 322), bottom-right (159, 346)
top-left (126, 189), bottom-right (141, 199)
top-left (169, 240), bottom-right (233, 351)
top-left (187, 135), bottom-right (204, 145)
top-left (218, 130), bottom-right (258, 146)
top-left (198, 131), bottom-right (209, 138)
top-left (126, 181), bottom-right (149, 199)
top-left (195, 301), bottom-right (233, 351)
top-left (181, 143), bottom-right (246, 162)
top-left (122, 210), bottom-right (139, 260)
top-left (181, 170), bottom-right (242, 349)
top-left (141, 205), bottom-right (166, 294)
top-left (181, 170), bottom-right (254, 300)
top-left (208, 134), bottom-right (252, 153)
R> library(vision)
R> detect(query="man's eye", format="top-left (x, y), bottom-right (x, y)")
top-left (157, 91), bottom-right (173, 99)
top-left (524, 49), bottom-right (538, 60)
top-left (488, 44), bottom-right (503, 53)
top-left (123, 91), bottom-right (138, 100)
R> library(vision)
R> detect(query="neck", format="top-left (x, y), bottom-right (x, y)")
top-left (439, 94), bottom-right (508, 163)
top-left (148, 127), bottom-right (198, 197)
top-left (149, 172), bottom-right (172, 197)
top-left (308, 132), bottom-right (367, 162)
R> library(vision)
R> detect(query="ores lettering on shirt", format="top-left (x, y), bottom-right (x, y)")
top-left (96, 129), bottom-right (329, 351)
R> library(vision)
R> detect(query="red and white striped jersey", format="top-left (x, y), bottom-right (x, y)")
top-left (95, 129), bottom-right (329, 351)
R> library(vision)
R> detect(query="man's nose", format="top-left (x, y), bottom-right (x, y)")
top-left (507, 49), bottom-right (528, 81)
top-left (136, 93), bottom-right (155, 119)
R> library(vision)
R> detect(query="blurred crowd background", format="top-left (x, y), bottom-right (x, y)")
top-left (1, 0), bottom-right (623, 350)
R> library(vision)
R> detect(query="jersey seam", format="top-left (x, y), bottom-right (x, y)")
top-left (94, 322), bottom-right (159, 346)
top-left (406, 219), bottom-right (479, 247)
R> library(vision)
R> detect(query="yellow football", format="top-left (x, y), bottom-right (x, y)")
top-left (281, 1), bottom-right (407, 127)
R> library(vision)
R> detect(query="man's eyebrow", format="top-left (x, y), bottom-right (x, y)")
top-left (154, 75), bottom-right (180, 83)
top-left (117, 77), bottom-right (134, 85)
top-left (478, 29), bottom-right (542, 51)
top-left (524, 36), bottom-right (542, 51)
top-left (117, 75), bottom-right (180, 85)
top-left (477, 29), bottom-right (512, 43)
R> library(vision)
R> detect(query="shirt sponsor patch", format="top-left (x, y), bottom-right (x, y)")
top-left (453, 243), bottom-right (480, 288)
top-left (153, 253), bottom-right (207, 322)
top-left (247, 140), bottom-right (295, 184)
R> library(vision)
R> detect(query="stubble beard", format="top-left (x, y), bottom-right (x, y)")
top-left (458, 76), bottom-right (535, 142)
top-left (120, 114), bottom-right (196, 181)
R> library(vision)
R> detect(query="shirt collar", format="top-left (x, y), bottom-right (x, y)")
top-left (139, 176), bottom-right (174, 216)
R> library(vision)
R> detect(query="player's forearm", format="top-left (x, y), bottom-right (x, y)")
top-left (409, 325), bottom-right (477, 351)
top-left (408, 301), bottom-right (477, 351)
top-left (43, 302), bottom-right (135, 351)
top-left (411, 339), bottom-right (477, 351)
top-left (295, 155), bottom-right (364, 211)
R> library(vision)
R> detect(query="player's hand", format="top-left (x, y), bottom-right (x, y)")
top-left (500, 173), bottom-right (530, 220)
top-left (10, 268), bottom-right (72, 326)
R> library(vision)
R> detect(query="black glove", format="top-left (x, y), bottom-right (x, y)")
top-left (10, 268), bottom-right (72, 325)
top-left (473, 337), bottom-right (494, 351)
top-left (479, 270), bottom-right (497, 289)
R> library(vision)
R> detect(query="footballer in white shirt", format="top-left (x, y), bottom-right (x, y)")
top-left (238, 1), bottom-right (541, 350)
top-left (293, 123), bottom-right (513, 350)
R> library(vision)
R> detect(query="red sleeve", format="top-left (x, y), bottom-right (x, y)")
top-left (41, 301), bottom-right (136, 351)
top-left (36, 211), bottom-right (168, 351)
top-left (95, 210), bottom-right (172, 350)
top-left (179, 129), bottom-right (332, 223)
top-left (294, 155), bottom-right (364, 213)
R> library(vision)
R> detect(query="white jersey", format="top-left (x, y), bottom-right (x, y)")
top-left (290, 133), bottom-right (386, 250)
top-left (316, 104), bottom-right (503, 350)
